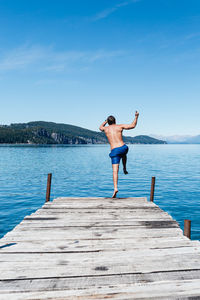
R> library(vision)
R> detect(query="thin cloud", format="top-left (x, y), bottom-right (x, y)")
top-left (44, 49), bottom-right (126, 71)
top-left (0, 45), bottom-right (46, 71)
top-left (92, 0), bottom-right (140, 21)
top-left (0, 45), bottom-right (126, 73)
top-left (84, 49), bottom-right (125, 62)
top-left (35, 79), bottom-right (80, 86)
top-left (185, 32), bottom-right (200, 40)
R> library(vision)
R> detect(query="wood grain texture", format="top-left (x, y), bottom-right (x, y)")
top-left (1, 196), bottom-right (200, 299)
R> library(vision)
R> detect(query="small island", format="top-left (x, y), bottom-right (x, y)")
top-left (0, 121), bottom-right (167, 144)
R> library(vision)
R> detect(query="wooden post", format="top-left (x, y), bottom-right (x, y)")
top-left (184, 219), bottom-right (191, 239)
top-left (150, 176), bottom-right (156, 202)
top-left (46, 173), bottom-right (52, 202)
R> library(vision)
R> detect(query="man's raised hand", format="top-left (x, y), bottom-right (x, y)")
top-left (135, 111), bottom-right (139, 118)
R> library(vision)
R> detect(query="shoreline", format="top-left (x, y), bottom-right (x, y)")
top-left (0, 143), bottom-right (200, 146)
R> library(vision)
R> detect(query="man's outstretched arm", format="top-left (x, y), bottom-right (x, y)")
top-left (99, 120), bottom-right (107, 131)
top-left (121, 111), bottom-right (139, 130)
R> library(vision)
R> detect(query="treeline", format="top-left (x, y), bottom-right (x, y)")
top-left (0, 121), bottom-right (167, 144)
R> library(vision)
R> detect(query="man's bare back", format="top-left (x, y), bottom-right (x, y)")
top-left (104, 125), bottom-right (124, 150)
top-left (99, 111), bottom-right (139, 198)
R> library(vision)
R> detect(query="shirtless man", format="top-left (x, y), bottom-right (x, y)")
top-left (99, 111), bottom-right (139, 198)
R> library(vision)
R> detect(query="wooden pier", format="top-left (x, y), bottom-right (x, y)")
top-left (1, 196), bottom-right (200, 299)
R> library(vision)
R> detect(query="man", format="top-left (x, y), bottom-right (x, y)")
top-left (99, 111), bottom-right (139, 198)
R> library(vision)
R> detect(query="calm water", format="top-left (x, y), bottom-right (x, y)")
top-left (0, 144), bottom-right (200, 240)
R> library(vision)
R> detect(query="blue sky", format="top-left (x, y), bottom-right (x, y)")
top-left (0, 0), bottom-right (199, 136)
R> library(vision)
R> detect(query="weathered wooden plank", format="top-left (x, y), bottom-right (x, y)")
top-left (24, 215), bottom-right (173, 221)
top-left (1, 244), bottom-right (200, 257)
top-left (24, 213), bottom-right (173, 222)
top-left (3, 228), bottom-right (184, 242)
top-left (12, 223), bottom-right (180, 233)
top-left (1, 279), bottom-right (200, 299)
top-left (34, 206), bottom-right (169, 213)
top-left (1, 237), bottom-right (198, 253)
top-left (42, 203), bottom-right (154, 209)
top-left (43, 205), bottom-right (156, 210)
top-left (1, 252), bottom-right (200, 280)
top-left (17, 220), bottom-right (179, 230)
top-left (23, 204), bottom-right (172, 218)
top-left (40, 206), bottom-right (165, 211)
top-left (1, 270), bottom-right (200, 292)
top-left (26, 214), bottom-right (173, 219)
top-left (47, 199), bottom-right (149, 205)
top-left (2, 264), bottom-right (200, 282)
top-left (1, 246), bottom-right (200, 260)
top-left (53, 197), bottom-right (148, 202)
top-left (37, 198), bottom-right (164, 210)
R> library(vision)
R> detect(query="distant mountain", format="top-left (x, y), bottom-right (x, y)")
top-left (184, 135), bottom-right (200, 144)
top-left (124, 135), bottom-right (166, 144)
top-left (152, 134), bottom-right (200, 144)
top-left (0, 121), bottom-right (167, 144)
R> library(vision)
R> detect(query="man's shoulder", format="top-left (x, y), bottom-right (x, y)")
top-left (105, 124), bottom-right (123, 131)
top-left (109, 124), bottom-right (123, 132)
top-left (116, 124), bottom-right (123, 130)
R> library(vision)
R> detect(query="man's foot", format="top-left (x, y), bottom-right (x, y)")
top-left (123, 168), bottom-right (128, 175)
top-left (112, 189), bottom-right (118, 198)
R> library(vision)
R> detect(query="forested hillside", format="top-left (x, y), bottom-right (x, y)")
top-left (0, 121), bottom-right (167, 144)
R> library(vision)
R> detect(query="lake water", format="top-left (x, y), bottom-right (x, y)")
top-left (0, 144), bottom-right (200, 240)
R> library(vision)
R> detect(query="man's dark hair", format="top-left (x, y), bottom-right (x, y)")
top-left (107, 115), bottom-right (116, 125)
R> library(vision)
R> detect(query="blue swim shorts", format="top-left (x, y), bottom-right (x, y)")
top-left (109, 144), bottom-right (129, 164)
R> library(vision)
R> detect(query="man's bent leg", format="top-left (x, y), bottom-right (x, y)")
top-left (112, 163), bottom-right (119, 198)
top-left (122, 155), bottom-right (128, 174)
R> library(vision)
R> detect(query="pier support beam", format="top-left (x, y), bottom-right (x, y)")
top-left (150, 176), bottom-right (156, 202)
top-left (184, 219), bottom-right (191, 239)
top-left (46, 173), bottom-right (52, 202)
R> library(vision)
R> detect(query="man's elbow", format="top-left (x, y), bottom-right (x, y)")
top-left (131, 122), bottom-right (137, 129)
top-left (127, 124), bottom-right (136, 130)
